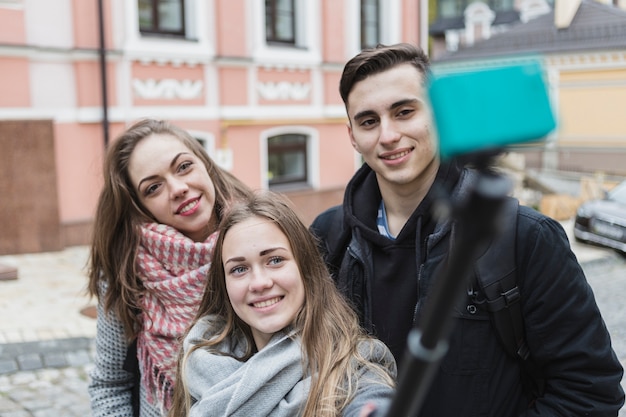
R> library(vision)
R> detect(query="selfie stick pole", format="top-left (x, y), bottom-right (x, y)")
top-left (382, 152), bottom-right (512, 417)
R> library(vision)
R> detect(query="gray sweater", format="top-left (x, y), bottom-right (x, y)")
top-left (88, 299), bottom-right (163, 417)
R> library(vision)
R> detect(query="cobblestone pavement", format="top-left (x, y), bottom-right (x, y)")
top-left (0, 365), bottom-right (93, 417)
top-left (0, 337), bottom-right (95, 417)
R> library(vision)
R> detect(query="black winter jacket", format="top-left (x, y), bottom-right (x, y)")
top-left (310, 164), bottom-right (624, 417)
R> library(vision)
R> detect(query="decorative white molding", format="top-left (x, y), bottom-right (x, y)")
top-left (256, 82), bottom-right (311, 101)
top-left (445, 30), bottom-right (460, 52)
top-left (547, 52), bottom-right (626, 70)
top-left (518, 0), bottom-right (551, 23)
top-left (464, 2), bottom-right (496, 46)
top-left (132, 79), bottom-right (203, 100)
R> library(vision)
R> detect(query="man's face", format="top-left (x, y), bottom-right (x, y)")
top-left (346, 63), bottom-right (439, 193)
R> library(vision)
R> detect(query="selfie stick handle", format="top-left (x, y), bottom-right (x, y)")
top-left (383, 154), bottom-right (512, 417)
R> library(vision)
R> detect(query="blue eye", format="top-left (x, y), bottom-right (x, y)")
top-left (230, 265), bottom-right (247, 275)
top-left (268, 256), bottom-right (284, 265)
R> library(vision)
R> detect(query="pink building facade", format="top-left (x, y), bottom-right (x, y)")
top-left (0, 0), bottom-right (426, 254)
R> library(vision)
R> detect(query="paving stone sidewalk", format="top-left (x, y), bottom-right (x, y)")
top-left (0, 364), bottom-right (92, 417)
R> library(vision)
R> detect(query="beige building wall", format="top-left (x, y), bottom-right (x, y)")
top-left (558, 68), bottom-right (626, 145)
top-left (543, 53), bottom-right (626, 175)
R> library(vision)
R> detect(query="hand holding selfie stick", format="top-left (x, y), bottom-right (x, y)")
top-left (382, 151), bottom-right (512, 417)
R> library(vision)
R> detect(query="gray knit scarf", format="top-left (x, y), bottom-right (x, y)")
top-left (184, 316), bottom-right (310, 417)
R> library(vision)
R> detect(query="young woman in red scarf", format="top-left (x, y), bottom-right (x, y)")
top-left (87, 119), bottom-right (252, 417)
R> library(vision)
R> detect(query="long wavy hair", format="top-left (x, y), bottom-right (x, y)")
top-left (169, 191), bottom-right (395, 417)
top-left (87, 118), bottom-right (252, 340)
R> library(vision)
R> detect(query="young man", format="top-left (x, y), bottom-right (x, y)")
top-left (310, 43), bottom-right (624, 416)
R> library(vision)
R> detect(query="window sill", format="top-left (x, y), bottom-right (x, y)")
top-left (269, 182), bottom-right (312, 193)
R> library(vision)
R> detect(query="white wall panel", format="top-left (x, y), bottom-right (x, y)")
top-left (24, 0), bottom-right (73, 48)
top-left (29, 62), bottom-right (76, 109)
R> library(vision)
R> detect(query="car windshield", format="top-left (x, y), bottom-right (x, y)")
top-left (608, 181), bottom-right (626, 205)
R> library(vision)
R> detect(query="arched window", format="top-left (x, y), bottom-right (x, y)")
top-left (261, 126), bottom-right (319, 191)
top-left (267, 133), bottom-right (308, 187)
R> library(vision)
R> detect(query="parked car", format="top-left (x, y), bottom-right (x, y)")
top-left (574, 180), bottom-right (626, 253)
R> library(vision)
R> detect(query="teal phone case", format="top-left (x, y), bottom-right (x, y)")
top-left (428, 60), bottom-right (556, 160)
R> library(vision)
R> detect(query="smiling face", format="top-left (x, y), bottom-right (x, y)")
top-left (222, 216), bottom-right (305, 350)
top-left (346, 63), bottom-right (439, 194)
top-left (128, 133), bottom-right (216, 242)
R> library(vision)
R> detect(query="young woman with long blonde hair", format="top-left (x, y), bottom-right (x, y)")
top-left (169, 191), bottom-right (396, 417)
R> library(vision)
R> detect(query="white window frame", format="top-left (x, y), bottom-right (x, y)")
top-left (0, 0), bottom-right (22, 9)
top-left (345, 0), bottom-right (401, 57)
top-left (119, 0), bottom-right (215, 63)
top-left (250, 0), bottom-right (321, 66)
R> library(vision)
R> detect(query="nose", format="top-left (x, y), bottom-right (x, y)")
top-left (249, 269), bottom-right (273, 292)
top-left (379, 117), bottom-right (401, 146)
top-left (169, 177), bottom-right (189, 199)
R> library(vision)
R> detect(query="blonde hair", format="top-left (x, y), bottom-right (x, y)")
top-left (169, 191), bottom-right (395, 416)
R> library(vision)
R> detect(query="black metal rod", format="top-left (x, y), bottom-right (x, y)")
top-left (97, 0), bottom-right (109, 147)
top-left (382, 158), bottom-right (512, 417)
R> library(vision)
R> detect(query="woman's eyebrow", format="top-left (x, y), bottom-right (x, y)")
top-left (137, 152), bottom-right (189, 189)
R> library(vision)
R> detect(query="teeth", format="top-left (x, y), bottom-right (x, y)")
top-left (384, 150), bottom-right (410, 160)
top-left (253, 297), bottom-right (281, 308)
top-left (179, 200), bottom-right (197, 214)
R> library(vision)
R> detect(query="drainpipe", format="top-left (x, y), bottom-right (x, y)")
top-left (97, 0), bottom-right (110, 147)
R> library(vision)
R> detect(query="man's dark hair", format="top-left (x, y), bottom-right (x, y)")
top-left (339, 43), bottom-right (431, 105)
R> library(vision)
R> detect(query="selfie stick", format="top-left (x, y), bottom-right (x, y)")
top-left (380, 150), bottom-right (512, 417)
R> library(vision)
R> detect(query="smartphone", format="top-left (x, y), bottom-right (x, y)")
top-left (427, 59), bottom-right (556, 160)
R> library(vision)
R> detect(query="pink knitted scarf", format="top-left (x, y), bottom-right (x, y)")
top-left (135, 222), bottom-right (217, 411)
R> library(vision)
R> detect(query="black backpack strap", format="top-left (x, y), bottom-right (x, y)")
top-left (474, 198), bottom-right (545, 401)
top-left (474, 198), bottom-right (529, 360)
top-left (310, 206), bottom-right (350, 276)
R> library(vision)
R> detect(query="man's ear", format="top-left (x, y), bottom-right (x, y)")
top-left (347, 122), bottom-right (360, 152)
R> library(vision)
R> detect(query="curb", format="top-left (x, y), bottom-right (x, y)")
top-left (0, 337), bottom-right (94, 375)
